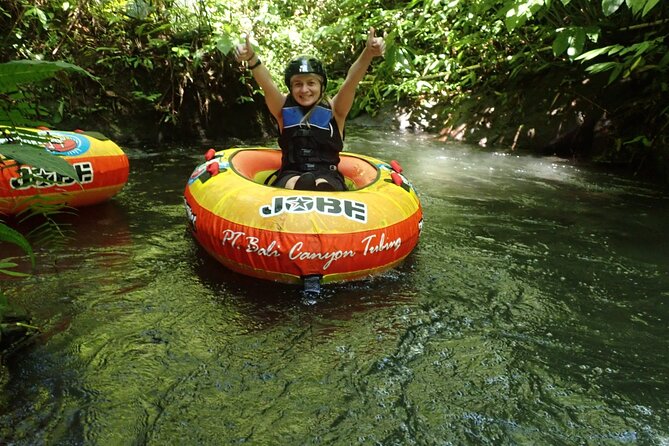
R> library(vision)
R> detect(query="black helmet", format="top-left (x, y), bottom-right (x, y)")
top-left (284, 56), bottom-right (327, 90)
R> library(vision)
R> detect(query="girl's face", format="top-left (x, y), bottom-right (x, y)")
top-left (290, 74), bottom-right (323, 107)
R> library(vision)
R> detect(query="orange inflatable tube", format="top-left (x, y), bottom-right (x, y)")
top-left (184, 147), bottom-right (423, 285)
top-left (0, 126), bottom-right (129, 215)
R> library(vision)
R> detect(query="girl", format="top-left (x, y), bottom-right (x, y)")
top-left (235, 28), bottom-right (385, 190)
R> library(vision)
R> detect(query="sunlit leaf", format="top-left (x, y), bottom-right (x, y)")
top-left (504, 8), bottom-right (526, 31)
top-left (575, 45), bottom-right (622, 61)
top-left (216, 34), bottom-right (235, 55)
top-left (625, 0), bottom-right (645, 14)
top-left (25, 7), bottom-right (48, 28)
top-left (628, 55), bottom-right (644, 73)
top-left (567, 28), bottom-right (586, 58)
top-left (619, 40), bottom-right (651, 57)
top-left (642, 0), bottom-right (660, 16)
top-left (585, 61), bottom-right (619, 73)
top-left (602, 0), bottom-right (625, 16)
top-left (0, 60), bottom-right (97, 93)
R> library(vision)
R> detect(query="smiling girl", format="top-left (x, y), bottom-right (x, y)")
top-left (235, 28), bottom-right (386, 191)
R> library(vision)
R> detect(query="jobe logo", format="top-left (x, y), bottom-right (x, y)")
top-left (9, 162), bottom-right (94, 190)
top-left (260, 196), bottom-right (367, 223)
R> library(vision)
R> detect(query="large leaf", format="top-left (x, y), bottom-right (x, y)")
top-left (625, 0), bottom-right (645, 15)
top-left (0, 222), bottom-right (35, 267)
top-left (602, 0), bottom-right (625, 16)
top-left (552, 29), bottom-right (570, 56)
top-left (0, 143), bottom-right (79, 179)
top-left (642, 0), bottom-right (660, 16)
top-left (504, 0), bottom-right (546, 31)
top-left (0, 60), bottom-right (98, 94)
top-left (567, 27), bottom-right (586, 58)
top-left (215, 34), bottom-right (235, 55)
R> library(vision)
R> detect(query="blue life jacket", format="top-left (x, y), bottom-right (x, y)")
top-left (278, 97), bottom-right (343, 172)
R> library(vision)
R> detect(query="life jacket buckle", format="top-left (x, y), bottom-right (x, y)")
top-left (299, 148), bottom-right (314, 157)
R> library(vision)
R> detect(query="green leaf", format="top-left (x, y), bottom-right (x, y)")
top-left (0, 60), bottom-right (98, 94)
top-left (602, 0), bottom-right (625, 15)
top-left (25, 7), bottom-right (48, 28)
top-left (0, 223), bottom-right (35, 267)
top-left (642, 0), bottom-right (660, 16)
top-left (625, 0), bottom-right (644, 14)
top-left (607, 64), bottom-right (623, 84)
top-left (623, 135), bottom-right (652, 146)
top-left (0, 143), bottom-right (79, 179)
top-left (658, 51), bottom-right (669, 68)
top-left (504, 10), bottom-right (526, 31)
top-left (626, 55), bottom-right (644, 74)
top-left (216, 34), bottom-right (235, 55)
top-left (0, 268), bottom-right (30, 277)
top-left (575, 45), bottom-right (623, 62)
top-left (553, 31), bottom-right (570, 56)
top-left (585, 61), bottom-right (619, 73)
top-left (567, 28), bottom-right (586, 58)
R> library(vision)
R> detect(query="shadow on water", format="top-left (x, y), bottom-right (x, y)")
top-left (189, 238), bottom-right (422, 330)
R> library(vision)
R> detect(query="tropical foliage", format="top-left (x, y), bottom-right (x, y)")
top-left (0, 223), bottom-right (34, 280)
top-left (0, 0), bottom-right (667, 160)
top-left (0, 219), bottom-right (36, 350)
top-left (1, 59), bottom-right (91, 343)
top-left (0, 59), bottom-right (96, 126)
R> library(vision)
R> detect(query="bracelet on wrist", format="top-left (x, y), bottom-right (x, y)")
top-left (245, 52), bottom-right (256, 62)
top-left (248, 58), bottom-right (262, 70)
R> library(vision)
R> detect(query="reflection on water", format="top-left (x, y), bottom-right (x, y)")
top-left (1, 127), bottom-right (668, 444)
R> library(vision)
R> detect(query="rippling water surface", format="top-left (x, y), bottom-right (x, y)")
top-left (2, 127), bottom-right (668, 445)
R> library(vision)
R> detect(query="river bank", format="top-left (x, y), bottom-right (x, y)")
top-left (57, 65), bottom-right (668, 185)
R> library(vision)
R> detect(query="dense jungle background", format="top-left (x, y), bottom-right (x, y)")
top-left (1, 2), bottom-right (669, 441)
top-left (1, 0), bottom-right (668, 179)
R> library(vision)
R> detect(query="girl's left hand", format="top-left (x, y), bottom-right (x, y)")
top-left (234, 33), bottom-right (255, 63)
top-left (366, 27), bottom-right (386, 58)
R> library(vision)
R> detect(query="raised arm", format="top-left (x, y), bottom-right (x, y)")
top-left (235, 33), bottom-right (286, 123)
top-left (331, 27), bottom-right (386, 130)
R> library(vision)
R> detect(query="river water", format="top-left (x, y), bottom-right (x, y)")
top-left (1, 127), bottom-right (668, 445)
